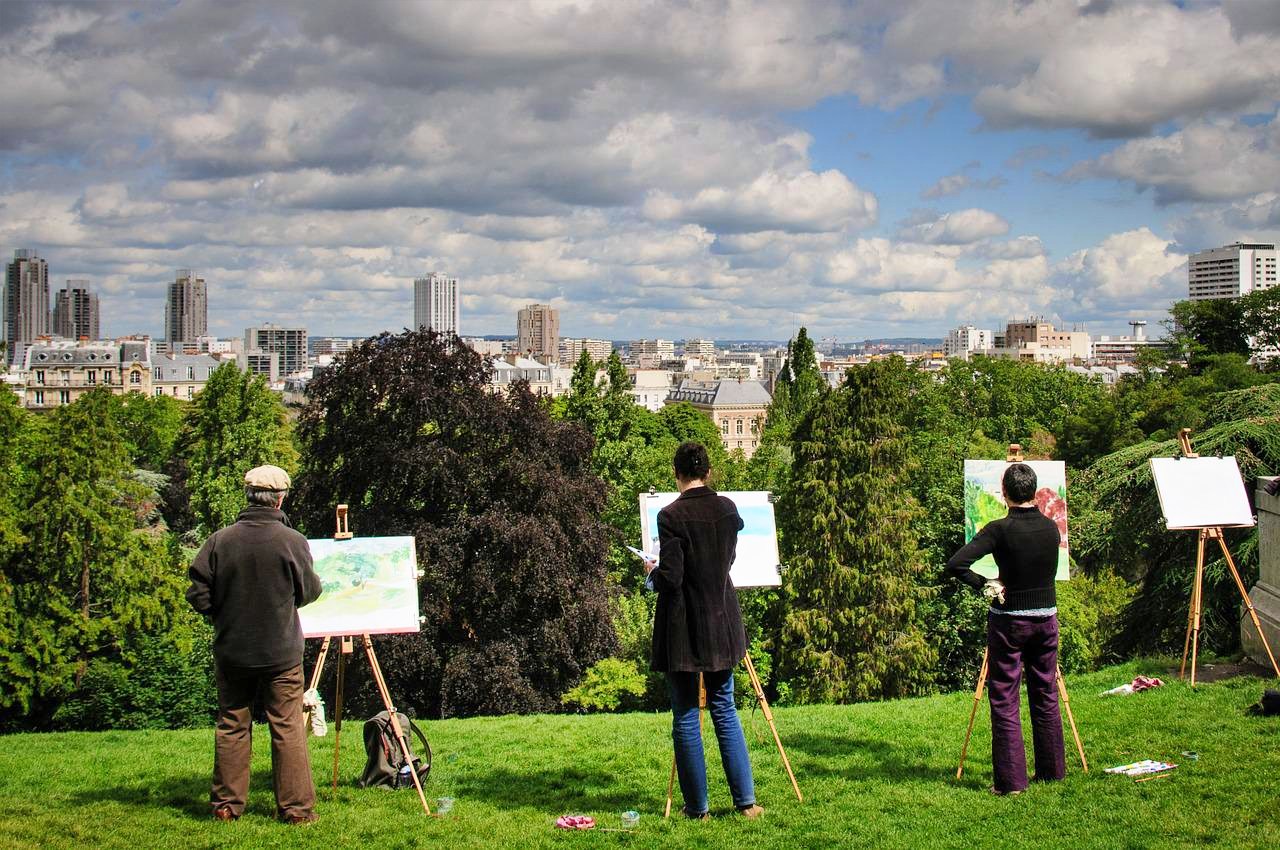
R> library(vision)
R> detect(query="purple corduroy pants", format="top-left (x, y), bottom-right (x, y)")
top-left (986, 612), bottom-right (1066, 793)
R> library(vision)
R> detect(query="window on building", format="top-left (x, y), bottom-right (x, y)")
top-left (130, 371), bottom-right (140, 385)
top-left (154, 367), bottom-right (162, 380)
top-left (34, 390), bottom-right (43, 406)
top-left (59, 390), bottom-right (70, 405)
top-left (750, 419), bottom-right (759, 434)
top-left (187, 386), bottom-right (194, 400)
top-left (187, 366), bottom-right (194, 380)
top-left (86, 370), bottom-right (96, 385)
top-left (35, 370), bottom-right (45, 384)
top-left (154, 388), bottom-right (163, 397)
top-left (61, 371), bottom-right (70, 385)
top-left (720, 418), bottom-right (729, 435)
top-left (103, 371), bottom-right (113, 384)
top-left (736, 419), bottom-right (744, 435)
top-left (737, 441), bottom-right (742, 448)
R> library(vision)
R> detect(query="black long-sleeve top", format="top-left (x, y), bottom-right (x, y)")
top-left (649, 487), bottom-right (747, 672)
top-left (945, 506), bottom-right (1059, 612)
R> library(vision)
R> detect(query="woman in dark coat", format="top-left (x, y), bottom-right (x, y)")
top-left (643, 441), bottom-right (762, 819)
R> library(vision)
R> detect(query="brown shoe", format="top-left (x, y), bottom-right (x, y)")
top-left (680, 807), bottom-right (710, 820)
top-left (737, 804), bottom-right (765, 819)
top-left (988, 786), bottom-right (1024, 797)
top-left (213, 806), bottom-right (238, 822)
top-left (281, 812), bottom-right (319, 825)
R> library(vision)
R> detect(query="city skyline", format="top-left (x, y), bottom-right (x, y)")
top-left (1, 2), bottom-right (1277, 341)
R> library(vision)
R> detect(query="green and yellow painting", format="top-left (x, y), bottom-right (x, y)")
top-left (298, 536), bottom-right (420, 637)
top-left (963, 460), bottom-right (1070, 581)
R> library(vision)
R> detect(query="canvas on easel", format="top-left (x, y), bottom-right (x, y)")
top-left (964, 459), bottom-right (1070, 581)
top-left (639, 490), bottom-right (782, 588)
top-left (301, 505), bottom-right (432, 815)
top-left (1151, 430), bottom-right (1279, 685)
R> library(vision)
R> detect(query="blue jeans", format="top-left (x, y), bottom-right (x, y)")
top-left (667, 669), bottom-right (756, 814)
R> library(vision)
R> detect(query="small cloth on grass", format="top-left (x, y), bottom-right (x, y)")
top-left (1101, 675), bottom-right (1164, 696)
top-left (555, 815), bottom-right (595, 830)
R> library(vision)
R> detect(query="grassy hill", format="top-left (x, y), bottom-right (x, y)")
top-left (1, 659), bottom-right (1276, 850)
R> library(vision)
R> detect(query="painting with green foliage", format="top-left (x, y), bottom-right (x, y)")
top-left (298, 537), bottom-right (420, 637)
top-left (963, 460), bottom-right (1070, 581)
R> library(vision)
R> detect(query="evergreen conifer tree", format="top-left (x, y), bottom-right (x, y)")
top-left (778, 359), bottom-right (935, 702)
top-left (2, 389), bottom-right (180, 722)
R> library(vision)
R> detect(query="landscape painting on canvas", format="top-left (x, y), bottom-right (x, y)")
top-left (298, 536), bottom-right (420, 638)
top-left (963, 460), bottom-right (1070, 581)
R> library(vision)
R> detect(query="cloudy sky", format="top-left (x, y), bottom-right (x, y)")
top-left (2, 0), bottom-right (1278, 342)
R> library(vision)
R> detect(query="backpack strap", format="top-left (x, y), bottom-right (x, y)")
top-left (406, 717), bottom-right (432, 767)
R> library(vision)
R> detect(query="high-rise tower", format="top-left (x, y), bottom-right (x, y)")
top-left (4, 249), bottom-right (49, 365)
top-left (414, 272), bottom-right (460, 336)
top-left (53, 280), bottom-right (100, 340)
top-left (165, 269), bottom-right (207, 349)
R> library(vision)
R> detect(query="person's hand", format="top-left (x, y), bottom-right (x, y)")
top-left (982, 579), bottom-right (1006, 605)
top-left (642, 554), bottom-right (658, 575)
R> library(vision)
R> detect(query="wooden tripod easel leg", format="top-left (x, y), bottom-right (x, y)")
top-left (1182, 531), bottom-right (1208, 685)
top-left (1215, 532), bottom-right (1280, 678)
top-left (743, 653), bottom-right (802, 802)
top-left (957, 649), bottom-right (989, 779)
top-left (330, 636), bottom-right (352, 796)
top-left (362, 635), bottom-right (431, 815)
top-left (1055, 666), bottom-right (1088, 772)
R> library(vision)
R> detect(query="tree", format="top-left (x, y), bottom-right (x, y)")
top-left (172, 363), bottom-right (297, 536)
top-left (1240, 286), bottom-right (1280, 355)
top-left (113, 393), bottom-right (184, 471)
top-left (292, 330), bottom-right (617, 718)
top-left (777, 358), bottom-right (935, 702)
top-left (1075, 383), bottom-right (1280, 657)
top-left (768, 327), bottom-right (824, 438)
top-left (1166, 298), bottom-right (1249, 365)
top-left (0, 389), bottom-right (182, 725)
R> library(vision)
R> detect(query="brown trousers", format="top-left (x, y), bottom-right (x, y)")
top-left (211, 662), bottom-right (316, 818)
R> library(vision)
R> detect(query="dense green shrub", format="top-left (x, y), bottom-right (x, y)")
top-left (561, 658), bottom-right (647, 712)
top-left (54, 614), bottom-right (216, 730)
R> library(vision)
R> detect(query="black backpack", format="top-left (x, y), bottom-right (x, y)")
top-left (359, 710), bottom-right (432, 789)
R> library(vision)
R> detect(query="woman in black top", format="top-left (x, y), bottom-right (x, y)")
top-left (643, 442), bottom-right (763, 819)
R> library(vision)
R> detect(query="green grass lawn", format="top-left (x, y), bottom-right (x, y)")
top-left (1, 659), bottom-right (1277, 850)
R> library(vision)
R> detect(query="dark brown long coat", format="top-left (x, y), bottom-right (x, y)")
top-left (649, 487), bottom-right (747, 672)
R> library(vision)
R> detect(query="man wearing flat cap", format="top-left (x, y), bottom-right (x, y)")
top-left (187, 464), bottom-right (323, 824)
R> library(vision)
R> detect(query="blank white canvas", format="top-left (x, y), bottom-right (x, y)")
top-left (1150, 456), bottom-right (1255, 530)
top-left (639, 490), bottom-right (782, 588)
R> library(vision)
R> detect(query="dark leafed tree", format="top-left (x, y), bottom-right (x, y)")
top-left (778, 358), bottom-right (935, 702)
top-left (292, 330), bottom-right (616, 718)
top-left (1, 389), bottom-right (181, 725)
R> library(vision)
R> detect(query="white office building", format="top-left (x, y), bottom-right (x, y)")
top-left (414, 272), bottom-right (460, 336)
top-left (1188, 242), bottom-right (1277, 301)
top-left (943, 325), bottom-right (994, 360)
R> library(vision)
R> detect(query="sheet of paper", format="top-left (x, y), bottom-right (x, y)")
top-left (299, 536), bottom-right (420, 637)
top-left (1150, 456), bottom-right (1255, 530)
top-left (639, 490), bottom-right (782, 588)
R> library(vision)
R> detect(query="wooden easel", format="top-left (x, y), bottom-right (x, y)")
top-left (663, 653), bottom-right (802, 817)
top-left (956, 445), bottom-right (1088, 779)
top-left (307, 505), bottom-right (432, 815)
top-left (1176, 429), bottom-right (1280, 685)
